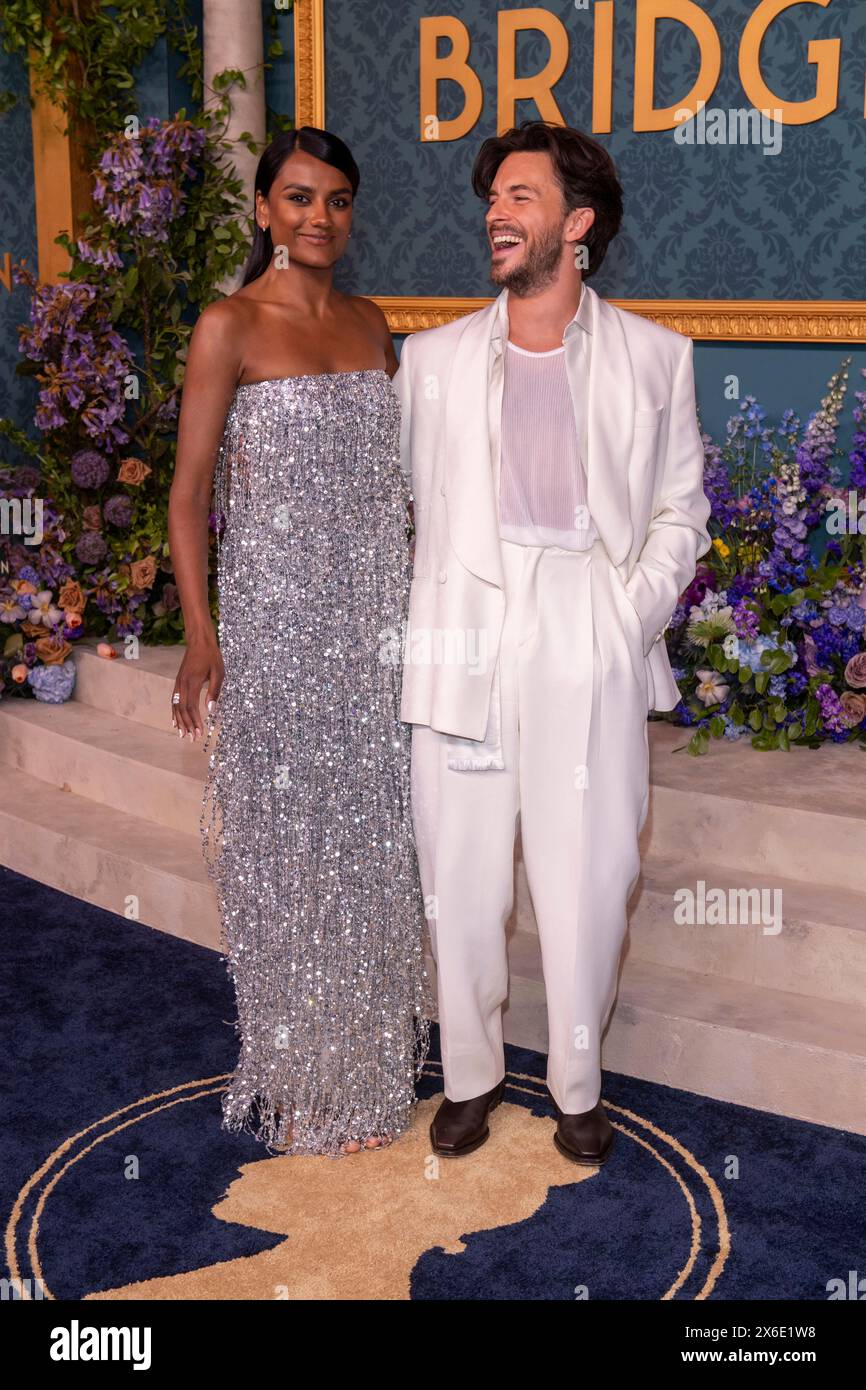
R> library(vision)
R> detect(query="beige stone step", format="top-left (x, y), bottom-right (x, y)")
top-left (0, 763), bottom-right (438, 988)
top-left (71, 637), bottom-right (194, 733)
top-left (644, 721), bottom-right (866, 891)
top-left (510, 852), bottom-right (866, 1008)
top-left (626, 855), bottom-right (866, 1008)
top-left (0, 765), bottom-right (219, 950)
top-left (502, 951), bottom-right (866, 1136)
top-left (0, 697), bottom-right (208, 836)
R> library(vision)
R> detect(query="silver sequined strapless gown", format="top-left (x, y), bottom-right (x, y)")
top-left (200, 369), bottom-right (433, 1157)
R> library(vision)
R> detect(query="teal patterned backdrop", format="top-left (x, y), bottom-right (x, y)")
top-left (326, 0), bottom-right (866, 301)
top-left (1, 0), bottom-right (865, 463)
top-left (0, 45), bottom-right (37, 435)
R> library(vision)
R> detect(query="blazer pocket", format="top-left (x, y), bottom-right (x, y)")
top-left (634, 405), bottom-right (664, 427)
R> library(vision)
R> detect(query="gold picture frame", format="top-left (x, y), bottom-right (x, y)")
top-left (294, 0), bottom-right (866, 343)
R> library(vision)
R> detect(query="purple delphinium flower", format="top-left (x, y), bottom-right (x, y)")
top-left (849, 383), bottom-right (866, 492)
top-left (725, 573), bottom-right (760, 604)
top-left (702, 432), bottom-right (739, 529)
top-left (731, 600), bottom-right (760, 640)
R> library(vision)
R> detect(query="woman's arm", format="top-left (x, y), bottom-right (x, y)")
top-left (167, 300), bottom-right (241, 740)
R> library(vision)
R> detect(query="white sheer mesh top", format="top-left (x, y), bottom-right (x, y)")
top-left (497, 340), bottom-right (599, 550)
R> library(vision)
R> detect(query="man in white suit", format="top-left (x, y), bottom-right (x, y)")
top-left (394, 121), bottom-right (712, 1165)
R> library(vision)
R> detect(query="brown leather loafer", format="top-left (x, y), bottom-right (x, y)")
top-left (552, 1098), bottom-right (614, 1166)
top-left (429, 1077), bottom-right (506, 1157)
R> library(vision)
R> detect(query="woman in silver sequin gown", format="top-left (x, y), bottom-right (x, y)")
top-left (170, 129), bottom-right (433, 1158)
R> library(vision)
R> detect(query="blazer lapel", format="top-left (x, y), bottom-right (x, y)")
top-left (583, 283), bottom-right (635, 567)
top-left (443, 297), bottom-right (505, 590)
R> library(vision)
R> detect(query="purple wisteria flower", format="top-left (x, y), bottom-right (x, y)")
top-left (76, 239), bottom-right (124, 271)
top-left (13, 263), bottom-right (134, 450)
top-left (94, 117), bottom-right (207, 244)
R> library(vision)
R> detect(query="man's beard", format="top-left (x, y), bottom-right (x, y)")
top-left (490, 218), bottom-right (567, 296)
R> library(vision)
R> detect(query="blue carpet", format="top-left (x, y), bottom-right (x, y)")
top-left (2, 862), bottom-right (864, 1301)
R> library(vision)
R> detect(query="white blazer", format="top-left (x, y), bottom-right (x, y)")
top-left (393, 281), bottom-right (713, 740)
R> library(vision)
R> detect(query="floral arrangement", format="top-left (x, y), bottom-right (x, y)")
top-left (0, 0), bottom-right (294, 701)
top-left (660, 361), bottom-right (866, 753)
top-left (0, 113), bottom-right (248, 701)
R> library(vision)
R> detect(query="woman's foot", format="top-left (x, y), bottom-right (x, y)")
top-left (273, 1107), bottom-right (392, 1154)
top-left (341, 1133), bottom-right (393, 1154)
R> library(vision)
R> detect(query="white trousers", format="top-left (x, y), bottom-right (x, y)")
top-left (410, 537), bottom-right (650, 1114)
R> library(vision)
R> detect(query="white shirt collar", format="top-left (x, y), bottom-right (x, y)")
top-left (490, 280), bottom-right (591, 355)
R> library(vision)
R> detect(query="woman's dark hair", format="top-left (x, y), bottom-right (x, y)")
top-left (470, 120), bottom-right (623, 277)
top-left (240, 127), bottom-right (360, 286)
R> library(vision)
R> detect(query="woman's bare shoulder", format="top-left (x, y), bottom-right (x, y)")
top-left (192, 296), bottom-right (259, 356)
top-left (346, 292), bottom-right (388, 327)
top-left (195, 295), bottom-right (246, 334)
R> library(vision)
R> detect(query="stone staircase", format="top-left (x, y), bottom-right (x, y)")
top-left (1, 637), bottom-right (865, 1133)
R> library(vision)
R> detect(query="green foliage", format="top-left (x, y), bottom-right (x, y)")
top-left (0, 0), bottom-right (294, 673)
top-left (0, 0), bottom-right (172, 157)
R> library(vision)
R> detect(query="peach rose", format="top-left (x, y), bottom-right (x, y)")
top-left (11, 663), bottom-right (29, 683)
top-left (58, 579), bottom-right (85, 613)
top-left (12, 579), bottom-right (37, 597)
top-left (130, 555), bottom-right (158, 590)
top-left (64, 611), bottom-right (83, 630)
top-left (20, 620), bottom-right (45, 639)
top-left (82, 505), bottom-right (102, 531)
top-left (840, 692), bottom-right (866, 726)
top-left (844, 653), bottom-right (866, 689)
top-left (117, 456), bottom-right (152, 485)
top-left (97, 642), bottom-right (118, 659)
top-left (34, 635), bottom-right (72, 665)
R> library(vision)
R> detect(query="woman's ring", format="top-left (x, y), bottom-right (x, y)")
top-left (171, 693), bottom-right (181, 704)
